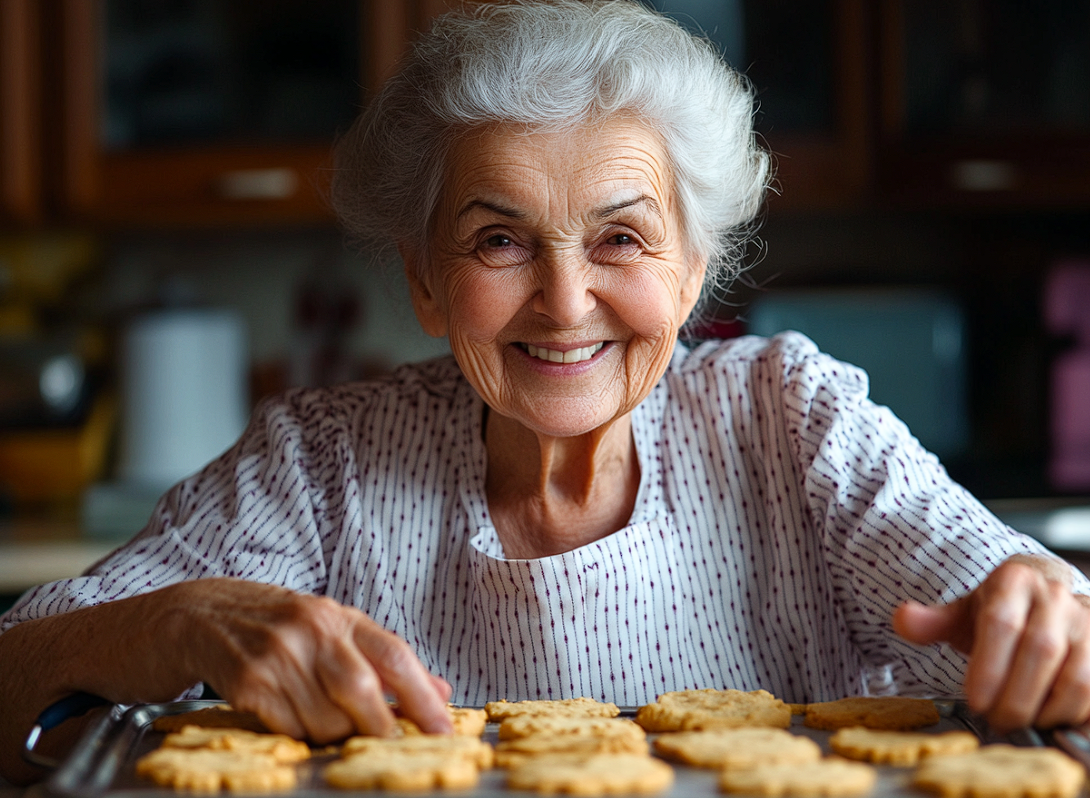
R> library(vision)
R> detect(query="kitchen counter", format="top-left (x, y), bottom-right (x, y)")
top-left (0, 518), bottom-right (124, 596)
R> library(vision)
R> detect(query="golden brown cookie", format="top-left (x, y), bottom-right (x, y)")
top-left (494, 732), bottom-right (649, 769)
top-left (135, 748), bottom-right (296, 793)
top-left (392, 705), bottom-right (489, 737)
top-left (485, 697), bottom-right (620, 721)
top-left (152, 705), bottom-right (270, 734)
top-left (506, 752), bottom-right (674, 795)
top-left (718, 757), bottom-right (878, 797)
top-left (324, 751), bottom-right (480, 791)
top-left (159, 725), bottom-right (311, 764)
top-left (635, 689), bottom-right (791, 732)
top-left (498, 716), bottom-right (646, 742)
top-left (911, 744), bottom-right (1085, 798)
top-left (341, 733), bottom-right (494, 769)
top-left (652, 728), bottom-right (822, 770)
top-left (829, 727), bottom-right (979, 766)
top-left (803, 697), bottom-right (940, 731)
top-left (788, 704), bottom-right (809, 715)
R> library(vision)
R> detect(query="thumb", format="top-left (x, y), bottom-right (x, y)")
top-left (893, 598), bottom-right (973, 652)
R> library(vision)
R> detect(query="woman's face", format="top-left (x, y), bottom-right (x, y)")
top-left (404, 118), bottom-right (705, 438)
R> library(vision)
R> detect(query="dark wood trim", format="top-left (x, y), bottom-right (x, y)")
top-left (0, 0), bottom-right (42, 225)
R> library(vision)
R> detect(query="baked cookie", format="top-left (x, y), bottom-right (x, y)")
top-left (829, 727), bottom-right (979, 766)
top-left (485, 697), bottom-right (620, 721)
top-left (341, 733), bottom-right (494, 768)
top-left (652, 728), bottom-right (822, 770)
top-left (153, 705), bottom-right (269, 734)
top-left (135, 748), bottom-right (296, 793)
top-left (392, 705), bottom-right (489, 737)
top-left (324, 751), bottom-right (480, 791)
top-left (498, 716), bottom-right (646, 742)
top-left (803, 697), bottom-right (940, 731)
top-left (718, 757), bottom-right (878, 797)
top-left (911, 744), bottom-right (1085, 798)
top-left (635, 689), bottom-right (791, 732)
top-left (506, 752), bottom-right (674, 795)
top-left (159, 725), bottom-right (311, 764)
top-left (494, 732), bottom-right (649, 769)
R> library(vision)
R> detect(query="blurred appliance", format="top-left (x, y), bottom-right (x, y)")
top-left (83, 308), bottom-right (248, 537)
top-left (1044, 262), bottom-right (1090, 491)
top-left (747, 287), bottom-right (968, 459)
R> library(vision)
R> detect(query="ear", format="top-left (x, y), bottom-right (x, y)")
top-left (399, 244), bottom-right (448, 338)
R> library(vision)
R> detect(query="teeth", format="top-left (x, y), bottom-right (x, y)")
top-left (525, 342), bottom-right (604, 364)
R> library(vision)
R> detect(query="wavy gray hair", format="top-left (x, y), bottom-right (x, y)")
top-left (330, 0), bottom-right (770, 300)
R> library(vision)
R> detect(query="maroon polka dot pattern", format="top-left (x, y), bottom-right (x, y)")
top-left (2, 333), bottom-right (1080, 705)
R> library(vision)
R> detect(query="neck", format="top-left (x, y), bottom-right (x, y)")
top-left (485, 411), bottom-right (639, 558)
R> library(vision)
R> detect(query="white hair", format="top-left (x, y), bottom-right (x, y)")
top-left (330, 0), bottom-right (770, 300)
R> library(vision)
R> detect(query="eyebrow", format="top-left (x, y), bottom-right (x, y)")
top-left (456, 199), bottom-right (525, 221)
top-left (595, 195), bottom-right (661, 219)
top-left (455, 194), bottom-right (662, 222)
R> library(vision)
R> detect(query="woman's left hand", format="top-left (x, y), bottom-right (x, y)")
top-left (893, 554), bottom-right (1090, 731)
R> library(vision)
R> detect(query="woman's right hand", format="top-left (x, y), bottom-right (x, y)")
top-left (174, 578), bottom-right (453, 742)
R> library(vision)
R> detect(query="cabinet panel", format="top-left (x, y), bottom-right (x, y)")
top-left (56, 0), bottom-right (412, 227)
top-left (646, 0), bottom-right (872, 212)
top-left (879, 0), bottom-right (1090, 209)
top-left (0, 0), bottom-right (42, 226)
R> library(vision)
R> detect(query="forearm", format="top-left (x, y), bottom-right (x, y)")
top-left (0, 583), bottom-right (197, 785)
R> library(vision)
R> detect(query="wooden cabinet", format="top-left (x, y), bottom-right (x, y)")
top-left (877, 0), bottom-right (1090, 210)
top-left (646, 0), bottom-right (872, 213)
top-left (0, 0), bottom-right (42, 226)
top-left (51, 0), bottom-right (417, 227)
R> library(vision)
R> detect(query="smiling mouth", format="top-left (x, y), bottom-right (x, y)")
top-left (521, 342), bottom-right (605, 364)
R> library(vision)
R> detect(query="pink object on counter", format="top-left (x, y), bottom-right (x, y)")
top-left (1045, 261), bottom-right (1090, 490)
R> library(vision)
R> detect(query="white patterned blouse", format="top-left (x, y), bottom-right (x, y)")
top-left (3, 332), bottom-right (1079, 705)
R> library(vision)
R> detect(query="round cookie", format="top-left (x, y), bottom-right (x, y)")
top-left (485, 697), bottom-right (620, 721)
top-left (653, 728), bottom-right (822, 769)
top-left (495, 733), bottom-right (649, 769)
top-left (718, 758), bottom-right (878, 797)
top-left (498, 717), bottom-right (646, 742)
top-left (136, 748), bottom-right (297, 793)
top-left (324, 751), bottom-right (480, 791)
top-left (152, 705), bottom-right (270, 734)
top-left (636, 689), bottom-right (791, 732)
top-left (393, 705), bottom-right (489, 737)
top-left (803, 697), bottom-right (940, 731)
top-left (341, 733), bottom-right (494, 768)
top-left (911, 744), bottom-right (1085, 798)
top-left (160, 725), bottom-right (311, 763)
top-left (506, 752), bottom-right (674, 795)
top-left (829, 727), bottom-right (979, 766)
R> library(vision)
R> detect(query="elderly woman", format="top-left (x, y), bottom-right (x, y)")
top-left (2, 0), bottom-right (1090, 785)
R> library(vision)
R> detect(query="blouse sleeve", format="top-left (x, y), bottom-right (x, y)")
top-left (774, 332), bottom-right (1090, 694)
top-left (0, 389), bottom-right (345, 635)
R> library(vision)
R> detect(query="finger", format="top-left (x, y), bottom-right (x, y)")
top-left (986, 581), bottom-right (1071, 731)
top-left (962, 574), bottom-right (1034, 715)
top-left (274, 630), bottom-right (364, 743)
top-left (354, 619), bottom-right (453, 734)
top-left (893, 600), bottom-right (971, 650)
top-left (430, 675), bottom-right (454, 703)
top-left (223, 663), bottom-right (310, 741)
top-left (1034, 607), bottom-right (1090, 728)
top-left (315, 634), bottom-right (398, 739)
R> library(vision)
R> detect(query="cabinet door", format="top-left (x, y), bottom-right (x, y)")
top-left (879, 0), bottom-right (1090, 208)
top-left (645, 0), bottom-right (872, 212)
top-left (0, 0), bottom-right (41, 227)
top-left (56, 0), bottom-right (412, 227)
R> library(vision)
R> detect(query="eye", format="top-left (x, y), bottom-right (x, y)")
top-left (485, 233), bottom-right (513, 249)
top-left (608, 233), bottom-right (634, 246)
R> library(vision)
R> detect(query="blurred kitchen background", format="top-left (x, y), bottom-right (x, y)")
top-left (3, 0), bottom-right (1090, 608)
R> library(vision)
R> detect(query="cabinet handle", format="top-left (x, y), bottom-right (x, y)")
top-left (217, 168), bottom-right (299, 200)
top-left (949, 160), bottom-right (1018, 192)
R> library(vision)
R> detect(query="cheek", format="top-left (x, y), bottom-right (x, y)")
top-left (613, 268), bottom-right (687, 337)
top-left (445, 269), bottom-right (525, 342)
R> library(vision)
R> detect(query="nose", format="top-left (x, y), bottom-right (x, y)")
top-left (530, 249), bottom-right (597, 326)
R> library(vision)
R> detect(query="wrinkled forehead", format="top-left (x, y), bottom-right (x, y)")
top-left (436, 117), bottom-right (679, 228)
